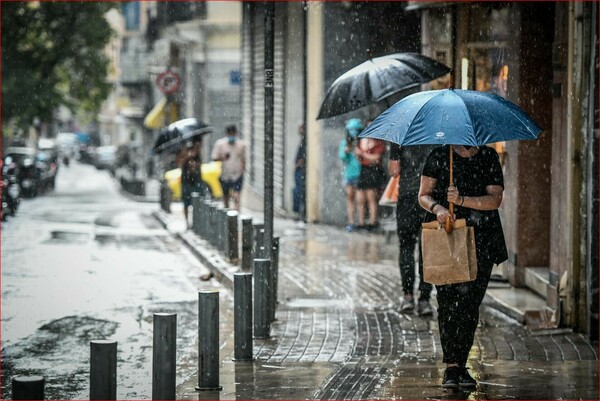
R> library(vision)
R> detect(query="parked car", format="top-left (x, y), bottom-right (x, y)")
top-left (4, 147), bottom-right (42, 197)
top-left (38, 138), bottom-right (59, 189)
top-left (94, 146), bottom-right (117, 173)
top-left (164, 160), bottom-right (223, 201)
top-left (36, 151), bottom-right (58, 191)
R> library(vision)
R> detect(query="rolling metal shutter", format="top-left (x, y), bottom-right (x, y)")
top-left (273, 4), bottom-right (287, 209)
top-left (241, 3), bottom-right (253, 183)
top-left (251, 4), bottom-right (265, 192)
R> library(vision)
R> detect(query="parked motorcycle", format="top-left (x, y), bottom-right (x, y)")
top-left (2, 156), bottom-right (21, 215)
top-left (4, 147), bottom-right (41, 197)
top-left (1, 180), bottom-right (9, 221)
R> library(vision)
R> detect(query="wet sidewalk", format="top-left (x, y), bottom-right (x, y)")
top-left (154, 204), bottom-right (598, 400)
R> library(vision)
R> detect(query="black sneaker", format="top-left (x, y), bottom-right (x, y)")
top-left (459, 367), bottom-right (477, 388)
top-left (442, 366), bottom-right (460, 389)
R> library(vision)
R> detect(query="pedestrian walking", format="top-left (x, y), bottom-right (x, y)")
top-left (355, 125), bottom-right (386, 231)
top-left (339, 118), bottom-right (363, 231)
top-left (293, 122), bottom-right (306, 221)
top-left (211, 125), bottom-right (246, 211)
top-left (388, 143), bottom-right (435, 316)
top-left (418, 144), bottom-right (508, 389)
top-left (177, 138), bottom-right (204, 229)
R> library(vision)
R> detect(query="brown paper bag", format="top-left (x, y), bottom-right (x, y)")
top-left (421, 219), bottom-right (478, 285)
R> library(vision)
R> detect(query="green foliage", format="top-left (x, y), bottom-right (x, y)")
top-left (2, 1), bottom-right (117, 127)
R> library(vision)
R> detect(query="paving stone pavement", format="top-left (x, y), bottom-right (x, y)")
top-left (154, 207), bottom-right (598, 400)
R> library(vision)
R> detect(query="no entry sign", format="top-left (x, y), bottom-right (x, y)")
top-left (156, 70), bottom-right (180, 94)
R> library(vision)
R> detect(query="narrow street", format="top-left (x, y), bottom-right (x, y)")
top-left (1, 162), bottom-right (219, 399)
top-left (2, 161), bottom-right (598, 400)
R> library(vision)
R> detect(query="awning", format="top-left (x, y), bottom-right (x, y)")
top-left (143, 98), bottom-right (179, 129)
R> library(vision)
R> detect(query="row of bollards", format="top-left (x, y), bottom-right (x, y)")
top-left (190, 195), bottom-right (279, 328)
top-left (12, 276), bottom-right (272, 400)
top-left (191, 194), bottom-right (241, 263)
top-left (12, 195), bottom-right (282, 399)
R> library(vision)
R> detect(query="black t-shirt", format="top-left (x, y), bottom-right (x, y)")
top-left (389, 143), bottom-right (436, 196)
top-left (422, 145), bottom-right (508, 264)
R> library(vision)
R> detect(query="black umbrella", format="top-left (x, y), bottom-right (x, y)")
top-left (317, 52), bottom-right (451, 119)
top-left (152, 118), bottom-right (212, 155)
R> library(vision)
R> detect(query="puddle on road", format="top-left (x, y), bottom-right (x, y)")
top-left (44, 230), bottom-right (162, 251)
top-left (46, 230), bottom-right (91, 244)
top-left (1, 316), bottom-right (118, 400)
top-left (94, 233), bottom-right (159, 250)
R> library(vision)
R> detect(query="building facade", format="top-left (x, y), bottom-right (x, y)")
top-left (417, 1), bottom-right (598, 339)
top-left (241, 1), bottom-right (597, 338)
top-left (241, 2), bottom-right (420, 221)
top-left (98, 2), bottom-right (242, 179)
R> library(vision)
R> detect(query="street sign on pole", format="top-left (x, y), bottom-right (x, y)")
top-left (156, 70), bottom-right (180, 94)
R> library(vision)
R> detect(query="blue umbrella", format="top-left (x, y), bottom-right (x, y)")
top-left (358, 89), bottom-right (542, 233)
top-left (358, 89), bottom-right (542, 146)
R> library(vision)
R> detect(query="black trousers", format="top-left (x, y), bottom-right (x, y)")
top-left (396, 195), bottom-right (432, 301)
top-left (436, 260), bottom-right (494, 366)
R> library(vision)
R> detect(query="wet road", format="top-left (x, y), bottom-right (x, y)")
top-left (1, 162), bottom-right (219, 399)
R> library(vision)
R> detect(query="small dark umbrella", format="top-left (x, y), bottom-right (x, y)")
top-left (152, 118), bottom-right (212, 155)
top-left (317, 52), bottom-right (451, 119)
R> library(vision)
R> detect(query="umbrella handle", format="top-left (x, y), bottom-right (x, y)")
top-left (445, 146), bottom-right (454, 233)
top-left (445, 207), bottom-right (454, 233)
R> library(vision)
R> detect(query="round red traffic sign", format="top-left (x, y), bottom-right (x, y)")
top-left (156, 70), bottom-right (180, 94)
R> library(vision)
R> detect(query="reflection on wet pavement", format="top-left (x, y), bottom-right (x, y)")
top-left (374, 360), bottom-right (599, 400)
top-left (1, 164), bottom-right (220, 400)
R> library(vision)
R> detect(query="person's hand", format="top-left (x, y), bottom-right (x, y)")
top-left (447, 185), bottom-right (461, 205)
top-left (435, 206), bottom-right (455, 225)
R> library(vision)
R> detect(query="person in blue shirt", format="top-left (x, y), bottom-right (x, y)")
top-left (339, 118), bottom-right (363, 231)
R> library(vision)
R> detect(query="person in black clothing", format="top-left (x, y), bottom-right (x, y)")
top-left (293, 122), bottom-right (306, 221)
top-left (178, 138), bottom-right (204, 229)
top-left (418, 145), bottom-right (507, 389)
top-left (388, 143), bottom-right (435, 316)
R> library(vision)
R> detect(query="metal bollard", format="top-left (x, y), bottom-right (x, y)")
top-left (233, 272), bottom-right (253, 361)
top-left (90, 340), bottom-right (117, 400)
top-left (270, 237), bottom-right (280, 322)
top-left (253, 223), bottom-right (266, 259)
top-left (253, 259), bottom-right (271, 339)
top-left (199, 200), bottom-right (210, 239)
top-left (196, 290), bottom-right (223, 391)
top-left (217, 208), bottom-right (228, 252)
top-left (12, 376), bottom-right (44, 400)
top-left (198, 199), bottom-right (208, 239)
top-left (207, 203), bottom-right (218, 247)
top-left (152, 313), bottom-right (177, 400)
top-left (226, 211), bottom-right (239, 262)
top-left (192, 193), bottom-right (201, 234)
top-left (162, 181), bottom-right (172, 214)
top-left (241, 218), bottom-right (253, 271)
